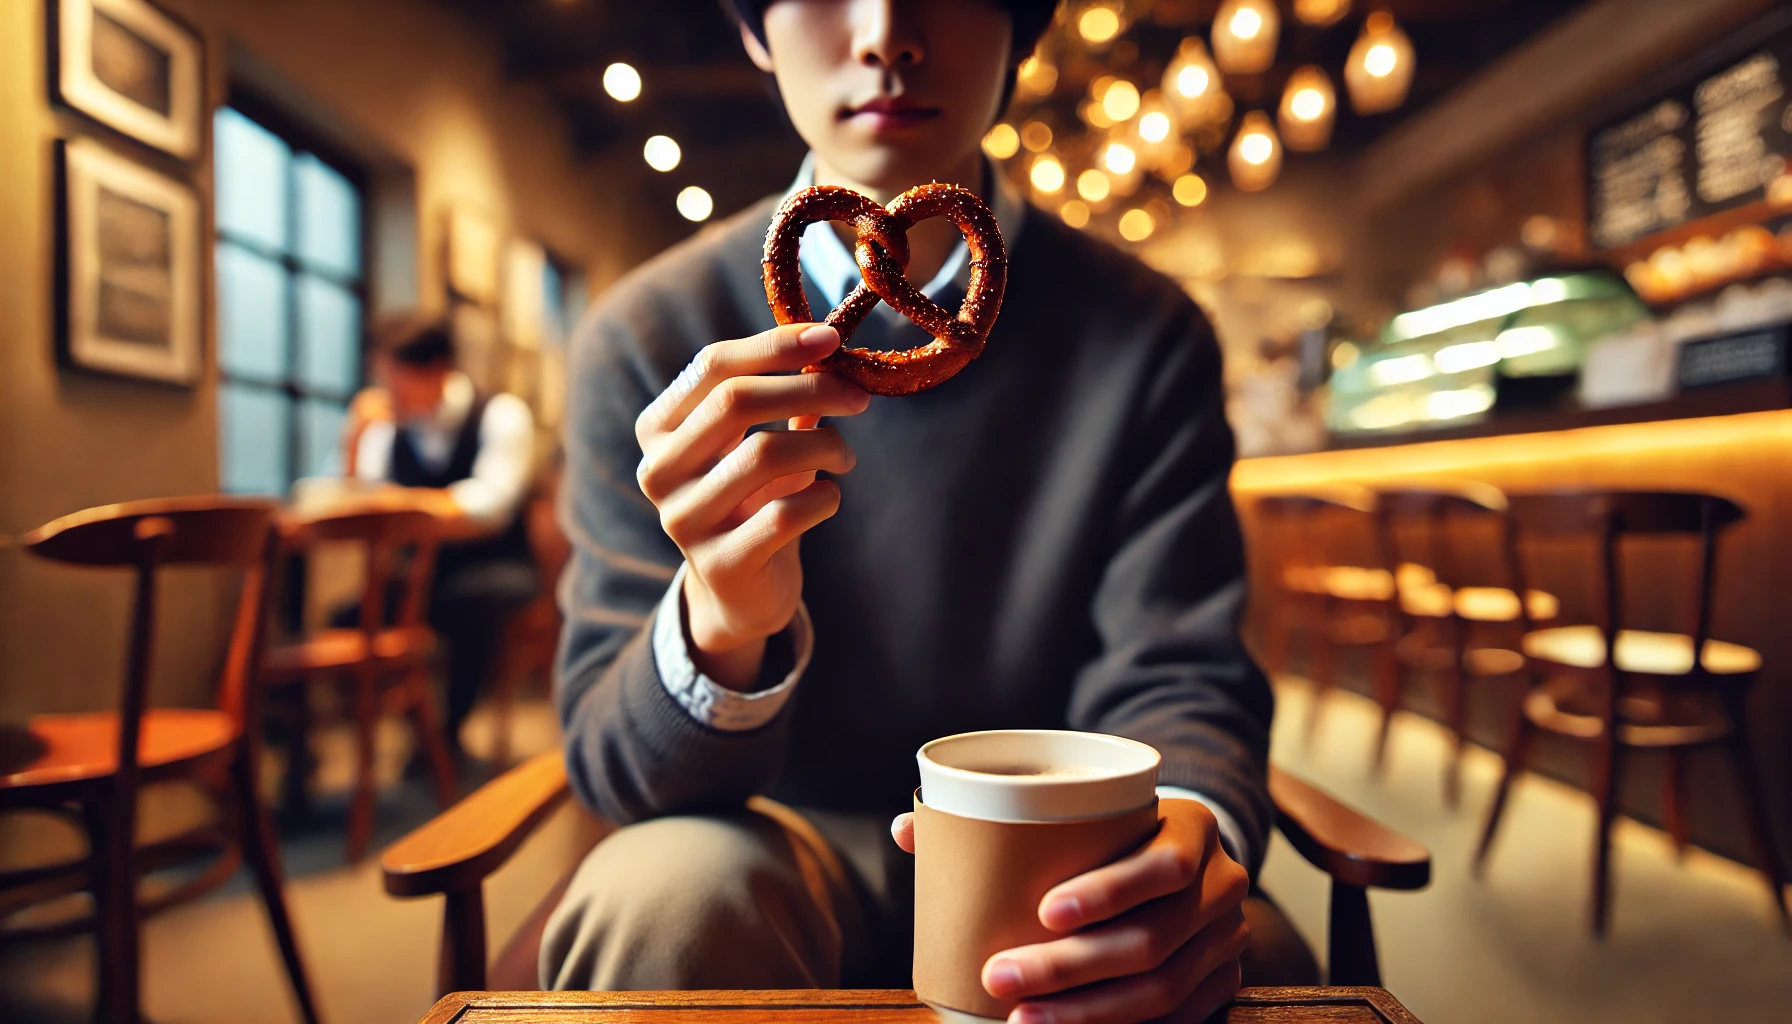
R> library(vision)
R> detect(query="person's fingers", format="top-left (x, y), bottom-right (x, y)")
top-left (891, 813), bottom-right (916, 854)
top-left (984, 886), bottom-right (1207, 1000)
top-left (659, 429), bottom-right (855, 542)
top-left (1039, 808), bottom-right (1245, 933)
top-left (639, 373), bottom-right (869, 501)
top-left (789, 413), bottom-right (823, 431)
top-left (706, 478), bottom-right (843, 570)
top-left (637, 324), bottom-right (840, 439)
top-left (1160, 958), bottom-right (1244, 1024)
top-left (1004, 911), bottom-right (1248, 1024)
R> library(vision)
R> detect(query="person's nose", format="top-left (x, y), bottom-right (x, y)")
top-left (850, 0), bottom-right (924, 73)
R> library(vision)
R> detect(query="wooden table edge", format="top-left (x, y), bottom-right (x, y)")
top-left (420, 987), bottom-right (1420, 1023)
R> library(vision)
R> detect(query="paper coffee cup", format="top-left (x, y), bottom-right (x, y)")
top-left (913, 730), bottom-right (1161, 1023)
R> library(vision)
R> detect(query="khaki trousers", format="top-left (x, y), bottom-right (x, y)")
top-left (540, 798), bottom-right (1318, 992)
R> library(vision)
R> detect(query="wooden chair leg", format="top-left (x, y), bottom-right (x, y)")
top-left (1326, 882), bottom-right (1380, 988)
top-left (347, 668), bottom-right (380, 864)
top-left (1590, 736), bottom-right (1623, 937)
top-left (407, 669), bottom-right (459, 809)
top-left (1721, 715), bottom-right (1791, 932)
top-left (1662, 747), bottom-right (1691, 860)
top-left (84, 796), bottom-right (140, 1024)
top-left (230, 750), bottom-right (323, 1024)
top-left (1370, 638), bottom-right (1400, 777)
top-left (438, 886), bottom-right (488, 998)
top-left (1474, 705), bottom-right (1533, 875)
top-left (1439, 656), bottom-right (1466, 809)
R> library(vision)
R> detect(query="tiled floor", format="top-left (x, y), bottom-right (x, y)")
top-left (3, 684), bottom-right (1789, 1023)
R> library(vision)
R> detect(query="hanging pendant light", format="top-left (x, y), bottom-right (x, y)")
top-left (1162, 37), bottom-right (1228, 128)
top-left (1228, 110), bottom-right (1282, 192)
top-left (1278, 66), bottom-right (1336, 151)
top-left (1294, 0), bottom-right (1351, 26)
top-left (1213, 0), bottom-right (1280, 75)
top-left (1345, 12), bottom-right (1415, 114)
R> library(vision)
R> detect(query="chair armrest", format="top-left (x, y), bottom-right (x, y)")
top-left (1269, 766), bottom-right (1430, 891)
top-left (382, 750), bottom-right (572, 898)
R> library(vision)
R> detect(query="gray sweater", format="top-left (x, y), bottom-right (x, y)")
top-left (555, 195), bottom-right (1275, 868)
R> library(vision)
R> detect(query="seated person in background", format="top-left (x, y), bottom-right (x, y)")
top-left (546, 0), bottom-right (1315, 1020)
top-left (344, 315), bottom-right (538, 761)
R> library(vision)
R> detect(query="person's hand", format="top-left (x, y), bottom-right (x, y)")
top-left (890, 799), bottom-right (1250, 1024)
top-left (634, 324), bottom-right (870, 688)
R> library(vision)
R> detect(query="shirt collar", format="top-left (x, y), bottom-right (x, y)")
top-left (405, 370), bottom-right (474, 433)
top-left (781, 152), bottom-right (1025, 310)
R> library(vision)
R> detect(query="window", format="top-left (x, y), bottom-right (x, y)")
top-left (213, 101), bottom-right (365, 495)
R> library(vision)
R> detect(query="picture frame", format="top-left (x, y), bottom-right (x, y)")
top-left (58, 137), bottom-right (202, 385)
top-left (53, 0), bottom-right (205, 160)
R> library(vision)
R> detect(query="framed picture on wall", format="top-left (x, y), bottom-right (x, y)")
top-left (53, 0), bottom-right (205, 160)
top-left (57, 137), bottom-right (202, 385)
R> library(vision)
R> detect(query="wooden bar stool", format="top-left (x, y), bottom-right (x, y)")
top-left (1375, 484), bottom-right (1558, 803)
top-left (2, 497), bottom-right (320, 1024)
top-left (261, 506), bottom-right (457, 863)
top-left (1473, 490), bottom-right (1787, 935)
top-left (1252, 488), bottom-right (1399, 743)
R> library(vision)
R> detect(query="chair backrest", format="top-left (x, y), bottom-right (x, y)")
top-left (278, 506), bottom-right (443, 634)
top-left (22, 497), bottom-right (279, 784)
top-left (1504, 490), bottom-right (1745, 672)
top-left (1374, 482), bottom-right (1520, 621)
top-left (1253, 486), bottom-right (1385, 588)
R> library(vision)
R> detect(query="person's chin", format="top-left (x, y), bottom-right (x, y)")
top-left (825, 133), bottom-right (979, 194)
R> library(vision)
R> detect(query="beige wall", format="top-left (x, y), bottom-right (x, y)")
top-left (0, 0), bottom-right (641, 716)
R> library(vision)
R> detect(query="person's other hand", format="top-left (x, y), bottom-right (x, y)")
top-left (635, 324), bottom-right (869, 688)
top-left (889, 799), bottom-right (1250, 1024)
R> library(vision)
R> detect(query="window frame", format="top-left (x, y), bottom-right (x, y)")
top-left (214, 88), bottom-right (371, 493)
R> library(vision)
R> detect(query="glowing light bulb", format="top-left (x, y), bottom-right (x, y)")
top-left (1020, 120), bottom-right (1054, 152)
top-left (643, 135), bottom-right (681, 171)
top-left (1138, 111), bottom-right (1172, 143)
top-left (676, 186), bottom-right (713, 221)
top-left (1103, 142), bottom-right (1137, 175)
top-left (1230, 7), bottom-right (1262, 39)
top-left (1118, 208), bottom-right (1155, 242)
top-left (1101, 80), bottom-right (1140, 122)
top-left (1176, 65), bottom-right (1210, 98)
top-left (1290, 89), bottom-right (1326, 120)
top-left (603, 63), bottom-right (641, 101)
top-left (982, 123), bottom-right (1020, 160)
top-left (1228, 111), bottom-right (1281, 191)
top-left (1366, 43), bottom-right (1397, 77)
top-left (1077, 169), bottom-right (1112, 202)
top-left (1030, 155), bottom-right (1065, 193)
top-left (1213, 0), bottom-right (1279, 74)
top-left (1060, 200), bottom-right (1091, 228)
top-left (1078, 6), bottom-right (1121, 43)
top-left (1278, 67), bottom-right (1336, 150)
top-left (1173, 174), bottom-right (1208, 206)
top-left (1240, 132), bottom-right (1272, 165)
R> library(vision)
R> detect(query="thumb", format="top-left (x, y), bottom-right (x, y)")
top-left (890, 812), bottom-right (916, 855)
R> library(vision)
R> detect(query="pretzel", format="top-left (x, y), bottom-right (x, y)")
top-left (762, 182), bottom-right (1007, 396)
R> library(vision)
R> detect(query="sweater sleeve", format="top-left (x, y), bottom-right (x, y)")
top-left (1066, 301), bottom-right (1275, 875)
top-left (554, 306), bottom-right (797, 825)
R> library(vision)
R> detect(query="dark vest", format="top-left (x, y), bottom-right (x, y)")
top-left (390, 392), bottom-right (533, 576)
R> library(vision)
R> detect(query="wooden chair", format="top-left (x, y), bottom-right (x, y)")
top-left (1, 497), bottom-right (321, 1024)
top-left (261, 506), bottom-right (458, 863)
top-left (380, 753), bottom-right (1430, 997)
top-left (487, 487), bottom-right (571, 766)
top-left (1252, 488), bottom-right (1400, 748)
top-left (1374, 484), bottom-right (1558, 804)
top-left (1472, 490), bottom-right (1788, 934)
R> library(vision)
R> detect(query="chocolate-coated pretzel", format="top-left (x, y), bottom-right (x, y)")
top-left (762, 182), bottom-right (1007, 396)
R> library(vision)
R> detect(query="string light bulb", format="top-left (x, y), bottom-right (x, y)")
top-left (1078, 3), bottom-right (1123, 44)
top-left (1162, 38), bottom-right (1227, 128)
top-left (643, 135), bottom-right (681, 171)
top-left (1213, 0), bottom-right (1280, 75)
top-left (1059, 200), bottom-right (1091, 228)
top-left (1293, 0), bottom-right (1350, 26)
top-left (1101, 79), bottom-right (1141, 122)
top-left (1103, 142), bottom-right (1137, 175)
top-left (1118, 208), bottom-right (1156, 242)
top-left (1077, 169), bottom-right (1112, 202)
top-left (1030, 154), bottom-right (1066, 193)
top-left (603, 62), bottom-right (641, 101)
top-left (1346, 12), bottom-right (1415, 114)
top-left (1173, 173), bottom-right (1209, 206)
top-left (676, 185), bottom-right (712, 221)
top-left (1228, 110), bottom-right (1282, 192)
top-left (1020, 120), bottom-right (1054, 152)
top-left (982, 123), bottom-right (1020, 160)
top-left (1277, 66), bottom-right (1335, 151)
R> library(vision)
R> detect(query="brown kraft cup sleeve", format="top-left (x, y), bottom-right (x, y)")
top-left (912, 792), bottom-right (1162, 1019)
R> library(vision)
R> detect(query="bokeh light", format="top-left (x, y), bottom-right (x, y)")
top-left (676, 185), bottom-right (712, 221)
top-left (603, 62), bottom-right (641, 101)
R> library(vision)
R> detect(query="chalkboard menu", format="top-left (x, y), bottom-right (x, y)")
top-left (1589, 21), bottom-right (1792, 251)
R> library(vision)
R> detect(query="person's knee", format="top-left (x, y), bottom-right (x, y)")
top-left (540, 812), bottom-right (840, 991)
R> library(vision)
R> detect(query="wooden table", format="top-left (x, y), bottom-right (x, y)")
top-left (417, 989), bottom-right (1425, 1023)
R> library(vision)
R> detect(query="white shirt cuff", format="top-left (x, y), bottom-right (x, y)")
top-left (1158, 786), bottom-right (1253, 874)
top-left (651, 563), bottom-right (813, 732)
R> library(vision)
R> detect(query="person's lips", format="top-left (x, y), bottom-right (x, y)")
top-left (842, 96), bottom-right (941, 131)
